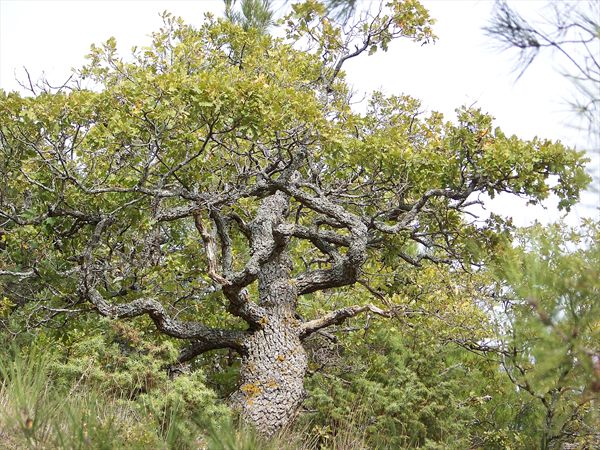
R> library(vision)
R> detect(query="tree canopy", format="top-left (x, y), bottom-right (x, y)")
top-left (0, 0), bottom-right (592, 436)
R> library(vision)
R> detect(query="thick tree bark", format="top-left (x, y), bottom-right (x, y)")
top-left (233, 319), bottom-right (307, 436)
top-left (230, 192), bottom-right (308, 435)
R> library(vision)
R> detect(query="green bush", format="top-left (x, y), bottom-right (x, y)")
top-left (0, 325), bottom-right (231, 449)
top-left (302, 325), bottom-right (495, 449)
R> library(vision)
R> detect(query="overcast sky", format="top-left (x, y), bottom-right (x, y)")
top-left (0, 0), bottom-right (598, 225)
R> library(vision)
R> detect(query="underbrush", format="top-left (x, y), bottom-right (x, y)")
top-left (0, 344), bottom-right (206, 449)
top-left (0, 328), bottom-right (373, 450)
top-left (0, 344), bottom-right (377, 449)
top-left (0, 320), bottom-right (509, 449)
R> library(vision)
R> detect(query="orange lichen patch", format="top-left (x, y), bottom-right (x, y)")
top-left (283, 316), bottom-right (300, 326)
top-left (259, 316), bottom-right (269, 326)
top-left (266, 379), bottom-right (279, 389)
top-left (241, 383), bottom-right (262, 398)
top-left (276, 354), bottom-right (286, 362)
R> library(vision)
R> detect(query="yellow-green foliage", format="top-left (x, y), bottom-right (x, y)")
top-left (0, 1), bottom-right (596, 449)
top-left (139, 370), bottom-right (230, 449)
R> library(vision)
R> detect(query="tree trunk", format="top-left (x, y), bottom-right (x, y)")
top-left (231, 250), bottom-right (308, 435)
top-left (231, 193), bottom-right (308, 435)
top-left (233, 319), bottom-right (307, 436)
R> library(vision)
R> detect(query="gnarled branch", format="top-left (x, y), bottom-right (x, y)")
top-left (86, 287), bottom-right (247, 345)
top-left (194, 212), bottom-right (229, 285)
top-left (299, 303), bottom-right (393, 339)
top-left (177, 335), bottom-right (247, 363)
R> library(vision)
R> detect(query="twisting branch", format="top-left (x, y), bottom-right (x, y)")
top-left (227, 192), bottom-right (289, 288)
top-left (178, 336), bottom-right (247, 363)
top-left (73, 214), bottom-right (250, 349)
top-left (273, 178), bottom-right (370, 295)
top-left (299, 303), bottom-right (393, 339)
top-left (194, 198), bottom-right (287, 326)
top-left (210, 208), bottom-right (234, 274)
top-left (86, 287), bottom-right (247, 345)
top-left (222, 286), bottom-right (267, 327)
top-left (294, 219), bottom-right (368, 295)
top-left (295, 259), bottom-right (358, 295)
top-left (325, 6), bottom-right (389, 90)
top-left (372, 185), bottom-right (478, 234)
top-left (277, 223), bottom-right (351, 249)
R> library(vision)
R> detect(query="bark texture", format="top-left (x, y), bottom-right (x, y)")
top-left (233, 320), bottom-right (307, 436)
top-left (53, 190), bottom-right (381, 435)
top-left (230, 192), bottom-right (308, 435)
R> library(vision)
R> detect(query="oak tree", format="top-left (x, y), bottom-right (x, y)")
top-left (0, 1), bottom-right (590, 434)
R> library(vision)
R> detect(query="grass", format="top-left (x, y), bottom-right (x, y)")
top-left (0, 344), bottom-right (376, 449)
top-left (0, 345), bottom-right (165, 449)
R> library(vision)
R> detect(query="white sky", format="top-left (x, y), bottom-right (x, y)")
top-left (0, 0), bottom-right (598, 226)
